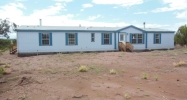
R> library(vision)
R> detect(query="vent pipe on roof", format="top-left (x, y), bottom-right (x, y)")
top-left (39, 19), bottom-right (42, 26)
top-left (143, 22), bottom-right (145, 29)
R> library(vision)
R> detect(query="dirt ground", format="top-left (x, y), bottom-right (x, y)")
top-left (0, 48), bottom-right (187, 100)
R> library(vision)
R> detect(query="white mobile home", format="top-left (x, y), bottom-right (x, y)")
top-left (14, 25), bottom-right (175, 56)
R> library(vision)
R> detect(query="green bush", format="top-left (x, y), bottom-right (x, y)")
top-left (0, 39), bottom-right (13, 51)
top-left (0, 67), bottom-right (4, 74)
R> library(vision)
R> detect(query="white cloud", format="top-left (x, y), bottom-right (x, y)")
top-left (30, 3), bottom-right (64, 17)
top-left (0, 2), bottom-right (179, 32)
top-left (152, 0), bottom-right (187, 13)
top-left (113, 6), bottom-right (118, 8)
top-left (134, 12), bottom-right (147, 14)
top-left (92, 0), bottom-right (144, 7)
top-left (82, 4), bottom-right (93, 8)
top-left (88, 15), bottom-right (101, 20)
top-left (176, 10), bottom-right (187, 19)
top-left (54, 0), bottom-right (73, 2)
top-left (80, 9), bottom-right (84, 12)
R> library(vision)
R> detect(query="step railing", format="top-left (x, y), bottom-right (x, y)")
top-left (119, 42), bottom-right (126, 52)
top-left (9, 43), bottom-right (17, 54)
top-left (126, 42), bottom-right (134, 52)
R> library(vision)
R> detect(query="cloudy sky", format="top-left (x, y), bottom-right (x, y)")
top-left (0, 0), bottom-right (187, 34)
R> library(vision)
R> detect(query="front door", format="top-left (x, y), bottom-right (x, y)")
top-left (120, 33), bottom-right (126, 43)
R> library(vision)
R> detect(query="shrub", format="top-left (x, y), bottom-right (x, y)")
top-left (173, 61), bottom-right (186, 67)
top-left (109, 69), bottom-right (117, 74)
top-left (154, 75), bottom-right (159, 81)
top-left (0, 67), bottom-right (4, 74)
top-left (142, 73), bottom-right (148, 79)
top-left (124, 94), bottom-right (131, 99)
top-left (0, 39), bottom-right (12, 51)
top-left (78, 65), bottom-right (88, 72)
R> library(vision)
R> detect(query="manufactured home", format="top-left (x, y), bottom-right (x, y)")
top-left (11, 22), bottom-right (175, 56)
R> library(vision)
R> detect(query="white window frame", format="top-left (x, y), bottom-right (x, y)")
top-left (155, 34), bottom-right (160, 44)
top-left (42, 33), bottom-right (50, 46)
top-left (104, 33), bottom-right (110, 45)
top-left (132, 34), bottom-right (143, 44)
top-left (91, 33), bottom-right (95, 42)
top-left (68, 33), bottom-right (76, 45)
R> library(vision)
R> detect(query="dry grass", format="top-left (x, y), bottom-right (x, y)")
top-left (0, 67), bottom-right (4, 74)
top-left (142, 73), bottom-right (148, 79)
top-left (109, 69), bottom-right (117, 74)
top-left (173, 61), bottom-right (186, 67)
top-left (78, 65), bottom-right (88, 72)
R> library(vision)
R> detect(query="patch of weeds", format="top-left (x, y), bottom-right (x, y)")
top-left (94, 68), bottom-right (106, 73)
top-left (19, 93), bottom-right (28, 100)
top-left (98, 94), bottom-right (102, 97)
top-left (171, 56), bottom-right (176, 59)
top-left (89, 66), bottom-right (95, 70)
top-left (137, 87), bottom-right (140, 90)
top-left (44, 69), bottom-right (59, 74)
top-left (118, 55), bottom-right (122, 57)
top-left (8, 75), bottom-right (19, 81)
top-left (144, 94), bottom-right (150, 97)
top-left (26, 63), bottom-right (31, 67)
top-left (71, 60), bottom-right (74, 62)
top-left (142, 73), bottom-right (148, 79)
top-left (5, 63), bottom-right (11, 68)
top-left (57, 52), bottom-right (62, 57)
top-left (124, 94), bottom-right (131, 99)
top-left (78, 65), bottom-right (88, 72)
top-left (154, 75), bottom-right (159, 81)
top-left (0, 67), bottom-right (4, 74)
top-left (80, 51), bottom-right (84, 54)
top-left (98, 76), bottom-right (102, 79)
top-left (173, 61), bottom-right (186, 67)
top-left (122, 69), bottom-right (125, 73)
top-left (122, 52), bottom-right (126, 55)
top-left (109, 69), bottom-right (117, 75)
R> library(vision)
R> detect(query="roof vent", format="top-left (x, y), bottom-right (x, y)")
top-left (143, 22), bottom-right (145, 29)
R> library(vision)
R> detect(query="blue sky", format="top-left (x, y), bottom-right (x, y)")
top-left (0, 0), bottom-right (187, 33)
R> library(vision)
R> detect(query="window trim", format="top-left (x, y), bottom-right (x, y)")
top-left (91, 33), bottom-right (95, 42)
top-left (154, 33), bottom-right (161, 44)
top-left (41, 33), bottom-right (50, 46)
top-left (39, 33), bottom-right (52, 46)
top-left (101, 33), bottom-right (112, 45)
top-left (66, 33), bottom-right (78, 46)
top-left (68, 33), bottom-right (76, 45)
top-left (131, 34), bottom-right (144, 44)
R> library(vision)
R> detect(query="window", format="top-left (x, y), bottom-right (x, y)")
top-left (154, 34), bottom-right (161, 44)
top-left (42, 33), bottom-right (50, 45)
top-left (104, 33), bottom-right (110, 44)
top-left (66, 33), bottom-right (78, 45)
top-left (132, 34), bottom-right (137, 43)
top-left (91, 33), bottom-right (95, 42)
top-left (131, 34), bottom-right (143, 44)
top-left (102, 33), bottom-right (112, 45)
top-left (39, 33), bottom-right (52, 46)
top-left (120, 34), bottom-right (124, 41)
top-left (68, 33), bottom-right (76, 45)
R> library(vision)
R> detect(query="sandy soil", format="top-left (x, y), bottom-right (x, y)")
top-left (0, 48), bottom-right (187, 100)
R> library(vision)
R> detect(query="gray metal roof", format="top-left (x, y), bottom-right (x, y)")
top-left (142, 28), bottom-right (175, 32)
top-left (16, 25), bottom-right (123, 31)
top-left (16, 25), bottom-right (175, 32)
